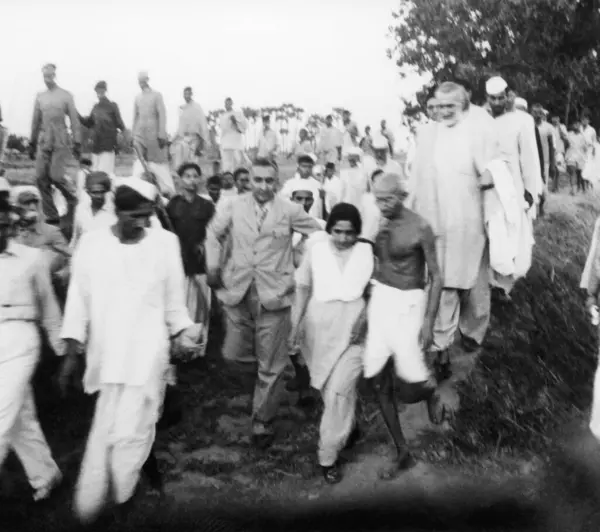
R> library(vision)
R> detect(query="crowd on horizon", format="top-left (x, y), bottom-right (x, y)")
top-left (2, 63), bottom-right (600, 529)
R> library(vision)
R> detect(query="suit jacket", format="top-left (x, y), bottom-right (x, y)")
top-left (205, 194), bottom-right (321, 310)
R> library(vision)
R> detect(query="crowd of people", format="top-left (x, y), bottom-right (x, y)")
top-left (1, 63), bottom-right (600, 527)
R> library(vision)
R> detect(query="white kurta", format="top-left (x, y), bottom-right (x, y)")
top-left (61, 227), bottom-right (192, 521)
top-left (339, 166), bottom-right (368, 209)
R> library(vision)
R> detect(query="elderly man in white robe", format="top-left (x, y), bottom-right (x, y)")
top-left (170, 86), bottom-right (209, 172)
top-left (411, 81), bottom-right (497, 389)
top-left (485, 76), bottom-right (539, 298)
top-left (58, 179), bottom-right (203, 523)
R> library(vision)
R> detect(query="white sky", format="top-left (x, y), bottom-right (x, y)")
top-left (0, 0), bottom-right (424, 145)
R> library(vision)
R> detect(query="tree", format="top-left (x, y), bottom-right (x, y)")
top-left (389, 0), bottom-right (600, 125)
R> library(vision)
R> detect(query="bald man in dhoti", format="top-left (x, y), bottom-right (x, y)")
top-left (58, 179), bottom-right (203, 523)
top-left (485, 76), bottom-right (538, 298)
top-left (411, 81), bottom-right (497, 386)
top-left (170, 86), bottom-right (209, 171)
top-left (132, 71), bottom-right (175, 198)
top-left (30, 63), bottom-right (81, 225)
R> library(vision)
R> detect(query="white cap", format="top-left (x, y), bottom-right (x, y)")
top-left (117, 177), bottom-right (157, 202)
top-left (514, 97), bottom-right (528, 111)
top-left (485, 76), bottom-right (508, 96)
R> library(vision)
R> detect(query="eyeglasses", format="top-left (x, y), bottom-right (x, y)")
top-left (253, 177), bottom-right (276, 185)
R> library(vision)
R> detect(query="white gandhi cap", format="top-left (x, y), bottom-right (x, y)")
top-left (485, 76), bottom-right (508, 96)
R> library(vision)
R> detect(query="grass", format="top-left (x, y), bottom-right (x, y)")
top-left (3, 159), bottom-right (600, 531)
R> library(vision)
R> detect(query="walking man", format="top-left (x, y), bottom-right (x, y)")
top-left (205, 160), bottom-right (322, 448)
top-left (59, 179), bottom-right (203, 523)
top-left (79, 81), bottom-right (127, 174)
top-left (30, 63), bottom-right (81, 225)
top-left (170, 87), bottom-right (209, 171)
top-left (0, 191), bottom-right (64, 502)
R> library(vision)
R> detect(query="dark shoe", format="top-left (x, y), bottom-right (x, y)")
top-left (297, 393), bottom-right (318, 409)
top-left (321, 463), bottom-right (343, 484)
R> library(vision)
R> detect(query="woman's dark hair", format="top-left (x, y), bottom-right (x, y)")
top-left (177, 162), bottom-right (202, 178)
top-left (326, 202), bottom-right (362, 235)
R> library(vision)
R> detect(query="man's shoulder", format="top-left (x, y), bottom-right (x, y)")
top-left (404, 209), bottom-right (434, 233)
top-left (8, 240), bottom-right (42, 261)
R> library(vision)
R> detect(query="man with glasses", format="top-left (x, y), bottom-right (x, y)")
top-left (205, 160), bottom-right (322, 449)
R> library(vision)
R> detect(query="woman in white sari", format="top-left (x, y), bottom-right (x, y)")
top-left (290, 203), bottom-right (374, 484)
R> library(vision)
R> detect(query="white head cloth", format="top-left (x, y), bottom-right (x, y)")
top-left (514, 97), bottom-right (528, 111)
top-left (486, 76), bottom-right (508, 96)
top-left (117, 177), bottom-right (157, 202)
top-left (9, 185), bottom-right (41, 204)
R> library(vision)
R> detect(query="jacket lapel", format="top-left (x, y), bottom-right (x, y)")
top-left (259, 197), bottom-right (284, 234)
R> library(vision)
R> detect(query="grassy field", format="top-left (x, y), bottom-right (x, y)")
top-left (2, 158), bottom-right (600, 530)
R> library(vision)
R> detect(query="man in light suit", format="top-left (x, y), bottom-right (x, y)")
top-left (205, 160), bottom-right (321, 448)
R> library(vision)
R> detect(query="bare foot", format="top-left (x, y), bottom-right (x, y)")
top-left (379, 451), bottom-right (417, 480)
top-left (427, 382), bottom-right (460, 425)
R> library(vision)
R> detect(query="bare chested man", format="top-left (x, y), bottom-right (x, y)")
top-left (364, 172), bottom-right (443, 478)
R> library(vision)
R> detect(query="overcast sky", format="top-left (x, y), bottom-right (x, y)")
top-left (0, 0), bottom-right (424, 144)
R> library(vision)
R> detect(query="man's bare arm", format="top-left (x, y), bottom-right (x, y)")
top-left (421, 223), bottom-right (443, 325)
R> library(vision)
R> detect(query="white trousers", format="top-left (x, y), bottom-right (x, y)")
top-left (319, 345), bottom-right (363, 466)
top-left (92, 152), bottom-right (116, 174)
top-left (74, 384), bottom-right (163, 523)
top-left (0, 323), bottom-right (60, 492)
top-left (184, 274), bottom-right (212, 359)
top-left (220, 148), bottom-right (250, 173)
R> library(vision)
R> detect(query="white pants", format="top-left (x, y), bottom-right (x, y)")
top-left (92, 152), bottom-right (116, 174)
top-left (131, 159), bottom-right (176, 197)
top-left (220, 148), bottom-right (250, 173)
top-left (184, 274), bottom-right (211, 359)
top-left (0, 323), bottom-right (60, 492)
top-left (363, 283), bottom-right (430, 382)
top-left (319, 345), bottom-right (363, 466)
top-left (74, 384), bottom-right (163, 523)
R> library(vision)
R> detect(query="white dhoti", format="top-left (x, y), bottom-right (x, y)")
top-left (92, 152), bottom-right (116, 174)
top-left (363, 282), bottom-right (430, 382)
top-left (170, 135), bottom-right (201, 171)
top-left (74, 383), bottom-right (164, 522)
top-left (0, 323), bottom-right (61, 493)
top-left (184, 274), bottom-right (211, 359)
top-left (132, 159), bottom-right (176, 197)
top-left (220, 149), bottom-right (250, 173)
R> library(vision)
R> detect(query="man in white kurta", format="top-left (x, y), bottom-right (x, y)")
top-left (132, 71), bottom-right (174, 197)
top-left (339, 147), bottom-right (368, 209)
top-left (279, 154), bottom-right (324, 219)
top-left (411, 82), bottom-right (497, 376)
top-left (486, 77), bottom-right (539, 296)
top-left (317, 115), bottom-right (343, 164)
top-left (170, 86), bottom-right (209, 171)
top-left (219, 98), bottom-right (249, 173)
top-left (0, 194), bottom-right (64, 503)
top-left (59, 179), bottom-right (201, 523)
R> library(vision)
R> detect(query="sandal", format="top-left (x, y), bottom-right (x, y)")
top-left (321, 463), bottom-right (343, 484)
